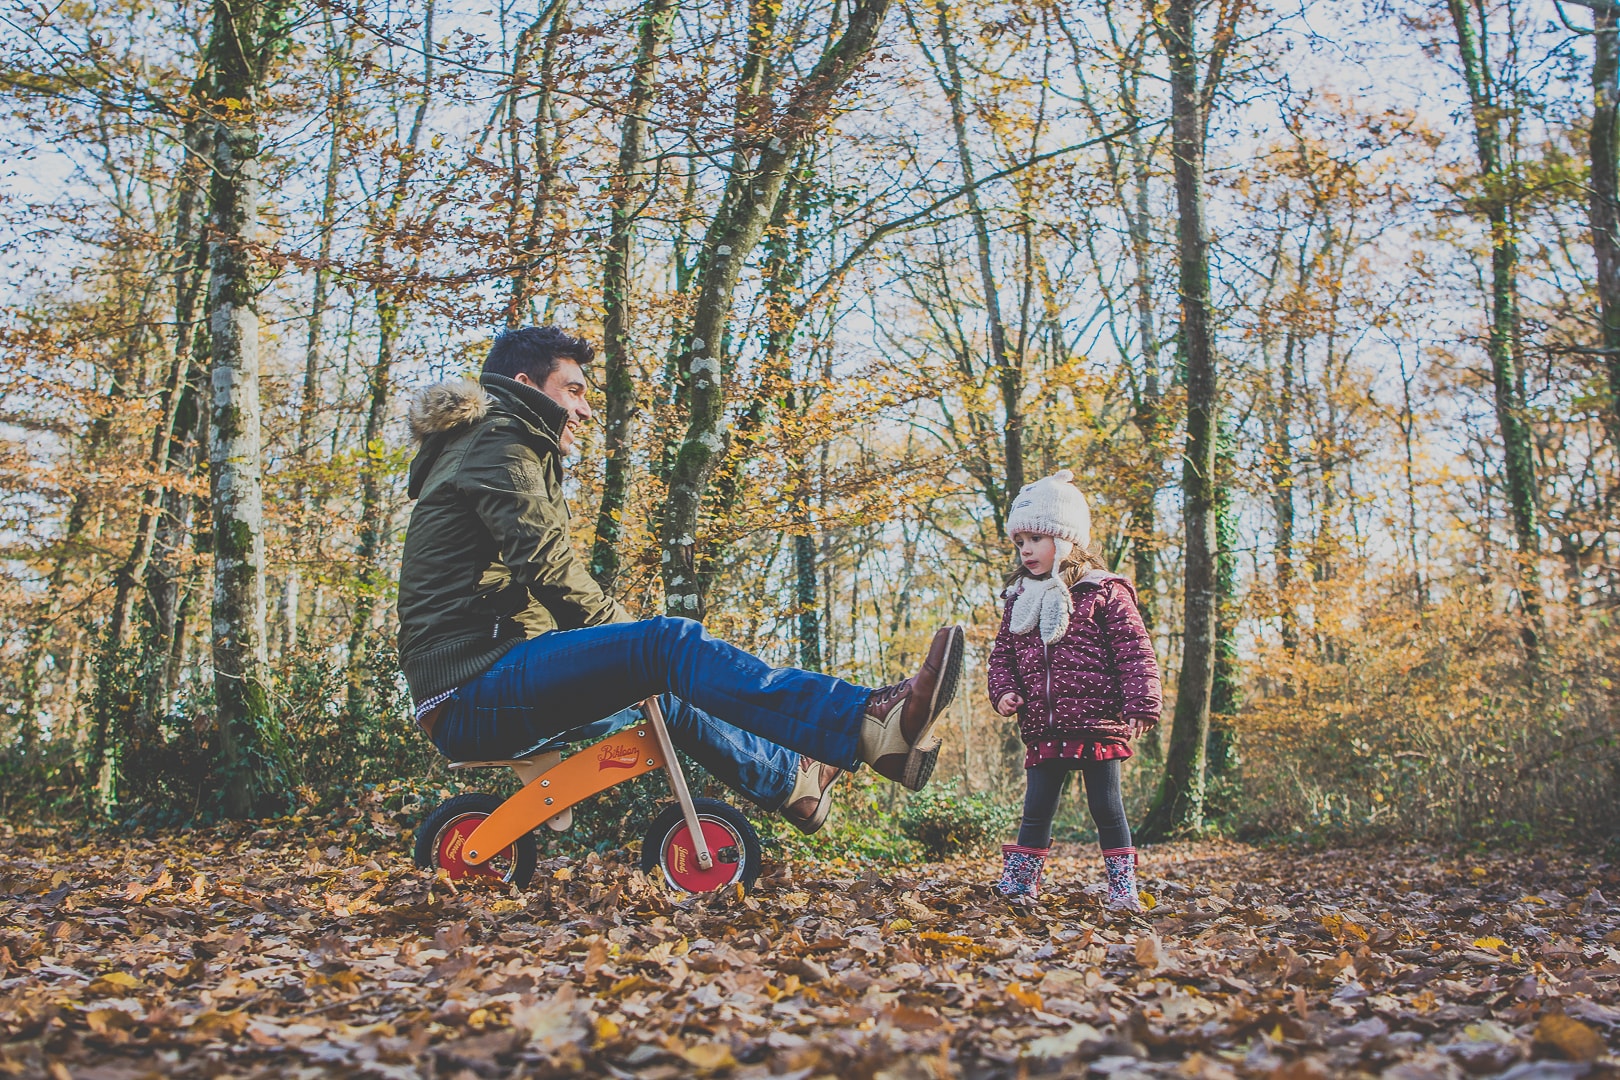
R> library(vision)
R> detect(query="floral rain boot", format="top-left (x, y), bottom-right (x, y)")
top-left (1103, 847), bottom-right (1141, 912)
top-left (995, 844), bottom-right (1050, 898)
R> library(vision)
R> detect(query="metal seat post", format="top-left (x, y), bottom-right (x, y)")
top-left (640, 696), bottom-right (713, 871)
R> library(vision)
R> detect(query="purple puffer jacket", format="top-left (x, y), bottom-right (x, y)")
top-left (986, 570), bottom-right (1162, 745)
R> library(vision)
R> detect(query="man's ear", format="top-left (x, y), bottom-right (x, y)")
top-left (512, 371), bottom-right (539, 389)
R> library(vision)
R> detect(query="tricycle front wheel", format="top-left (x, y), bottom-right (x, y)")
top-left (639, 797), bottom-right (760, 894)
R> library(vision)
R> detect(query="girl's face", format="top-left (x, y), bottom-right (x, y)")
top-left (1013, 532), bottom-right (1056, 576)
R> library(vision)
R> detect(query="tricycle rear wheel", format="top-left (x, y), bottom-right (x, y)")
top-left (414, 792), bottom-right (537, 888)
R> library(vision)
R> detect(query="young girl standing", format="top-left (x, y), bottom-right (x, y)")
top-left (986, 470), bottom-right (1162, 910)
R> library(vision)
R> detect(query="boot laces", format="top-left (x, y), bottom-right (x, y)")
top-left (865, 679), bottom-right (911, 720)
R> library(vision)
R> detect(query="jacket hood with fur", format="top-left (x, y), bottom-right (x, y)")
top-left (405, 374), bottom-right (569, 500)
top-left (408, 378), bottom-right (490, 442)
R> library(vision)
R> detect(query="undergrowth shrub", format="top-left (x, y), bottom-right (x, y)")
top-left (279, 636), bottom-right (440, 802)
top-left (899, 784), bottom-right (1017, 859)
top-left (83, 633), bottom-right (220, 825)
top-left (763, 769), bottom-right (926, 864)
top-left (1236, 591), bottom-right (1620, 847)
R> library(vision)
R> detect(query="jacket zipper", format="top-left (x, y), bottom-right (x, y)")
top-left (1044, 642), bottom-right (1054, 731)
top-left (492, 616), bottom-right (501, 640)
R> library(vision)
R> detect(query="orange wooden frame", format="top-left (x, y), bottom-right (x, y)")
top-left (462, 723), bottom-right (666, 866)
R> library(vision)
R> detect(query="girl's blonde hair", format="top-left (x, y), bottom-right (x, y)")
top-left (1003, 539), bottom-right (1106, 590)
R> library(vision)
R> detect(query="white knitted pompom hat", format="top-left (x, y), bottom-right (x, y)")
top-left (1005, 469), bottom-right (1091, 551)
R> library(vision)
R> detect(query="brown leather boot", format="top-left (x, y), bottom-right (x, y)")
top-left (861, 624), bottom-right (964, 790)
top-left (781, 756), bottom-right (841, 835)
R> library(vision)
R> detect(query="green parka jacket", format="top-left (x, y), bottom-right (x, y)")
top-left (395, 373), bottom-right (629, 704)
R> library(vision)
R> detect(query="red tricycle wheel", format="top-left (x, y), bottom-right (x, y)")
top-left (639, 797), bottom-right (761, 893)
top-left (434, 814), bottom-right (516, 880)
top-left (413, 792), bottom-right (537, 887)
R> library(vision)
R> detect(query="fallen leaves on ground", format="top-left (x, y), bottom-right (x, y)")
top-left (1, 811), bottom-right (1617, 1078)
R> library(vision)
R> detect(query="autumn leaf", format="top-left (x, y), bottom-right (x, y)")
top-left (1534, 1014), bottom-right (1607, 1062)
top-left (511, 986), bottom-right (590, 1051)
top-left (1133, 932), bottom-right (1163, 970)
top-left (185, 1010), bottom-right (248, 1040)
top-left (677, 1041), bottom-right (738, 1070)
top-left (84, 1007), bottom-right (138, 1036)
top-left (1021, 1022), bottom-right (1104, 1062)
top-left (1005, 981), bottom-right (1043, 1010)
top-left (87, 971), bottom-right (142, 995)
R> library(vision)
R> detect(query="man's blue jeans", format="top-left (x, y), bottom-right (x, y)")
top-left (428, 617), bottom-right (871, 810)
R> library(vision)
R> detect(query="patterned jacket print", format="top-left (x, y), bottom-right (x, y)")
top-left (986, 570), bottom-right (1163, 745)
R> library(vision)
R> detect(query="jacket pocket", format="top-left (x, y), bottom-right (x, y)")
top-left (442, 580), bottom-right (530, 642)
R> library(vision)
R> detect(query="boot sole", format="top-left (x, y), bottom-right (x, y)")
top-left (786, 782), bottom-right (837, 835)
top-left (788, 800), bottom-right (833, 835)
top-left (900, 625), bottom-right (964, 790)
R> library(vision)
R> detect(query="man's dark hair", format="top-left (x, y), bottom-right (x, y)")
top-left (482, 326), bottom-right (595, 385)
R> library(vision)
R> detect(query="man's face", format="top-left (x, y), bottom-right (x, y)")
top-left (516, 357), bottom-right (591, 455)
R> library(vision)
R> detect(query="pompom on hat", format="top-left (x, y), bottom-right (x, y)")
top-left (1005, 469), bottom-right (1091, 552)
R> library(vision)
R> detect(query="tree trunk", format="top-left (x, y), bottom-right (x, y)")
top-left (1398, 352), bottom-right (1428, 610)
top-left (1270, 329), bottom-right (1298, 651)
top-left (149, 143), bottom-right (216, 712)
top-left (284, 16), bottom-right (351, 655)
top-left (205, 0), bottom-right (290, 819)
top-left (1446, 0), bottom-right (1542, 655)
top-left (1590, 2), bottom-right (1620, 448)
top-left (148, 334), bottom-right (210, 714)
top-left (348, 1), bottom-right (434, 702)
top-left (503, 0), bottom-right (567, 330)
top-left (1139, 0), bottom-right (1219, 841)
top-left (794, 526), bottom-right (822, 672)
top-left (695, 163), bottom-right (815, 593)
top-left (933, 0), bottom-right (1022, 516)
top-left (1207, 423), bottom-right (1240, 778)
top-left (107, 87), bottom-right (213, 649)
top-left (346, 296), bottom-right (398, 704)
top-left (17, 496), bottom-right (96, 750)
top-left (790, 389), bottom-right (822, 672)
top-left (1061, 1), bottom-right (1162, 622)
top-left (1127, 123), bottom-right (1162, 631)
top-left (659, 0), bottom-right (893, 617)
top-left (593, 0), bottom-right (677, 587)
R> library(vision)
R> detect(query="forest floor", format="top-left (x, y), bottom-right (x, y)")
top-left (1, 801), bottom-right (1617, 1079)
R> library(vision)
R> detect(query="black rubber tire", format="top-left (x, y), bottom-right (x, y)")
top-left (638, 797), bottom-right (761, 894)
top-left (414, 792), bottom-right (537, 888)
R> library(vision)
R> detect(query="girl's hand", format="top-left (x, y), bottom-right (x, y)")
top-left (995, 692), bottom-right (1023, 717)
top-left (1129, 715), bottom-right (1157, 738)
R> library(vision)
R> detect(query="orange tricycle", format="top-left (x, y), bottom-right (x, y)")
top-left (412, 696), bottom-right (760, 893)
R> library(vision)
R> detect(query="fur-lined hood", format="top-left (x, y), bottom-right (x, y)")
top-left (408, 378), bottom-right (490, 442)
top-left (405, 373), bottom-right (570, 500)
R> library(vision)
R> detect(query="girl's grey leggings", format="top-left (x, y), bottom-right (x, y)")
top-left (1017, 757), bottom-right (1131, 850)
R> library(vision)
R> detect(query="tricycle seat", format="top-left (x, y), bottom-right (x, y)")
top-left (443, 708), bottom-right (635, 769)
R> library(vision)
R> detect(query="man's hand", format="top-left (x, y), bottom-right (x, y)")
top-left (995, 692), bottom-right (1023, 717)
